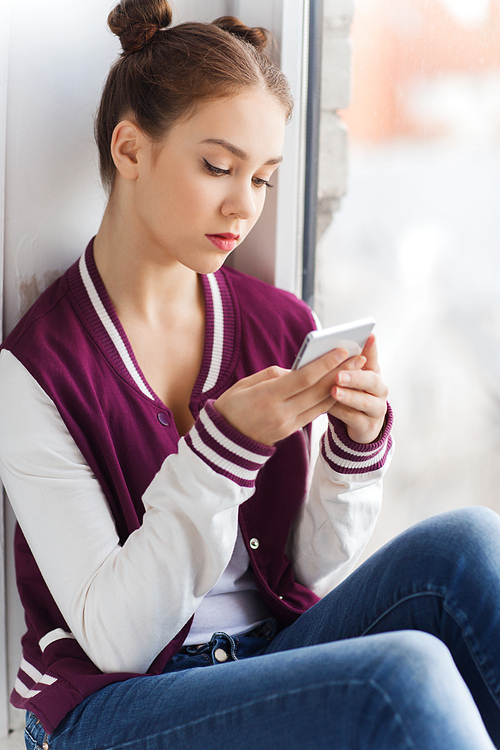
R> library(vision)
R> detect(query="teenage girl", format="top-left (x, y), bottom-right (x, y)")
top-left (1, 2), bottom-right (500, 748)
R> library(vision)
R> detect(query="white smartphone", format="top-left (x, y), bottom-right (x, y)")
top-left (292, 317), bottom-right (376, 370)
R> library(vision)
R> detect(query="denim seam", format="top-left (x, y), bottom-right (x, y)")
top-left (24, 727), bottom-right (44, 750)
top-left (24, 715), bottom-right (41, 746)
top-left (24, 727), bottom-right (37, 746)
top-left (367, 678), bottom-right (417, 750)
top-left (82, 678), bottom-right (416, 750)
top-left (360, 589), bottom-right (446, 637)
top-left (362, 588), bottom-right (500, 714)
top-left (442, 595), bottom-right (500, 705)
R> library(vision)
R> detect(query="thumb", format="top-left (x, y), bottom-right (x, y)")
top-left (230, 365), bottom-right (288, 391)
top-left (361, 333), bottom-right (380, 373)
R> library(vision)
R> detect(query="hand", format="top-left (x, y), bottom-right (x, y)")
top-left (328, 334), bottom-right (388, 444)
top-left (214, 348), bottom-right (365, 446)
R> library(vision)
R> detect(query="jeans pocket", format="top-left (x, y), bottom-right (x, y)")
top-left (24, 712), bottom-right (49, 750)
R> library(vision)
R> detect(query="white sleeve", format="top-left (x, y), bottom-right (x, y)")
top-left (289, 411), bottom-right (394, 597)
top-left (0, 350), bottom-right (273, 675)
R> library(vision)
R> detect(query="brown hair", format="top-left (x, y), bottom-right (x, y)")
top-left (95, 0), bottom-right (293, 192)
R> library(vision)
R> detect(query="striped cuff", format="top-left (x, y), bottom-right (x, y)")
top-left (13, 657), bottom-right (57, 702)
top-left (184, 400), bottom-right (275, 488)
top-left (322, 403), bottom-right (394, 475)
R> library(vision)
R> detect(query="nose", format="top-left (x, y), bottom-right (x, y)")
top-left (221, 181), bottom-right (258, 221)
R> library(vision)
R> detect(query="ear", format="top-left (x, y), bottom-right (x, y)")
top-left (110, 120), bottom-right (145, 181)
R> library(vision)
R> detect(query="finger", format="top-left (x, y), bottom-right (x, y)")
top-left (295, 394), bottom-right (337, 428)
top-left (331, 402), bottom-right (387, 442)
top-left (233, 365), bottom-right (288, 389)
top-left (361, 333), bottom-right (380, 374)
top-left (284, 353), bottom-right (366, 416)
top-left (285, 347), bottom-right (351, 398)
top-left (330, 386), bottom-right (387, 420)
top-left (329, 400), bottom-right (386, 444)
top-left (335, 355), bottom-right (367, 375)
top-left (335, 368), bottom-right (389, 399)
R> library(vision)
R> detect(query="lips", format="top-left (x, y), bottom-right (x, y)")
top-left (205, 234), bottom-right (240, 252)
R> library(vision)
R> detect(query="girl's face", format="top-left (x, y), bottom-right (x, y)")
top-left (130, 89), bottom-right (287, 274)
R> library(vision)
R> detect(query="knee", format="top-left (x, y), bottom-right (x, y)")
top-left (423, 505), bottom-right (497, 536)
top-left (398, 506), bottom-right (500, 569)
top-left (371, 630), bottom-right (459, 699)
top-left (365, 631), bottom-right (488, 744)
top-left (376, 630), bottom-right (451, 674)
top-left (431, 506), bottom-right (500, 564)
top-left (441, 505), bottom-right (499, 535)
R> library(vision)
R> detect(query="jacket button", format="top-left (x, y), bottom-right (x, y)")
top-left (249, 538), bottom-right (260, 550)
top-left (157, 412), bottom-right (170, 426)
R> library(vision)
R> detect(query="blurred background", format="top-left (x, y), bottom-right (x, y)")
top-left (315, 0), bottom-right (500, 556)
top-left (1, 0), bottom-right (500, 741)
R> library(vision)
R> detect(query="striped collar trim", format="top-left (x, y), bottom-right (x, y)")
top-left (201, 274), bottom-right (224, 392)
top-left (78, 252), bottom-right (156, 400)
top-left (195, 271), bottom-right (236, 397)
top-left (71, 240), bottom-right (236, 402)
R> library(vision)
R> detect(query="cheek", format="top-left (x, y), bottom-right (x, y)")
top-left (251, 190), bottom-right (268, 223)
top-left (146, 178), bottom-right (200, 227)
top-left (170, 174), bottom-right (217, 217)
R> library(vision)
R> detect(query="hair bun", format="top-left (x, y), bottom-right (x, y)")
top-left (108, 0), bottom-right (173, 54)
top-left (213, 16), bottom-right (269, 52)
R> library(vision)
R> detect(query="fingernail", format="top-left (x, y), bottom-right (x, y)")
top-left (338, 372), bottom-right (351, 385)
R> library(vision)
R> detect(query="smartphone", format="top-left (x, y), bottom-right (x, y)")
top-left (292, 317), bottom-right (376, 370)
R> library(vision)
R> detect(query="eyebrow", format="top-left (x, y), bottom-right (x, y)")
top-left (200, 138), bottom-right (283, 166)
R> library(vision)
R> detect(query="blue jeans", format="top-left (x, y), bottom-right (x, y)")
top-left (25, 507), bottom-right (500, 749)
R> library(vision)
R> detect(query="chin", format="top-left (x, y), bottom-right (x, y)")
top-left (193, 253), bottom-right (231, 276)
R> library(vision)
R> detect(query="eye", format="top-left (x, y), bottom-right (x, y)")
top-left (252, 177), bottom-right (274, 190)
top-left (203, 159), bottom-right (230, 176)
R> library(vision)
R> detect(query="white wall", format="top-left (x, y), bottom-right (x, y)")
top-left (4, 2), bottom-right (112, 334)
top-left (3, 0), bottom-right (307, 337)
top-left (2, 2), bottom-right (121, 731)
top-left (0, 0), bottom-right (308, 734)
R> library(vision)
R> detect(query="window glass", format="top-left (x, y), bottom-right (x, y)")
top-left (315, 0), bottom-right (500, 555)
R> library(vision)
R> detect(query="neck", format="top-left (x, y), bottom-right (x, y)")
top-left (93, 198), bottom-right (201, 326)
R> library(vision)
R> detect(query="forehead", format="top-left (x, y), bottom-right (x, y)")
top-left (167, 90), bottom-right (287, 162)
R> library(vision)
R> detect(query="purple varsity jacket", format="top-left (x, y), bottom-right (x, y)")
top-left (1, 240), bottom-right (392, 733)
